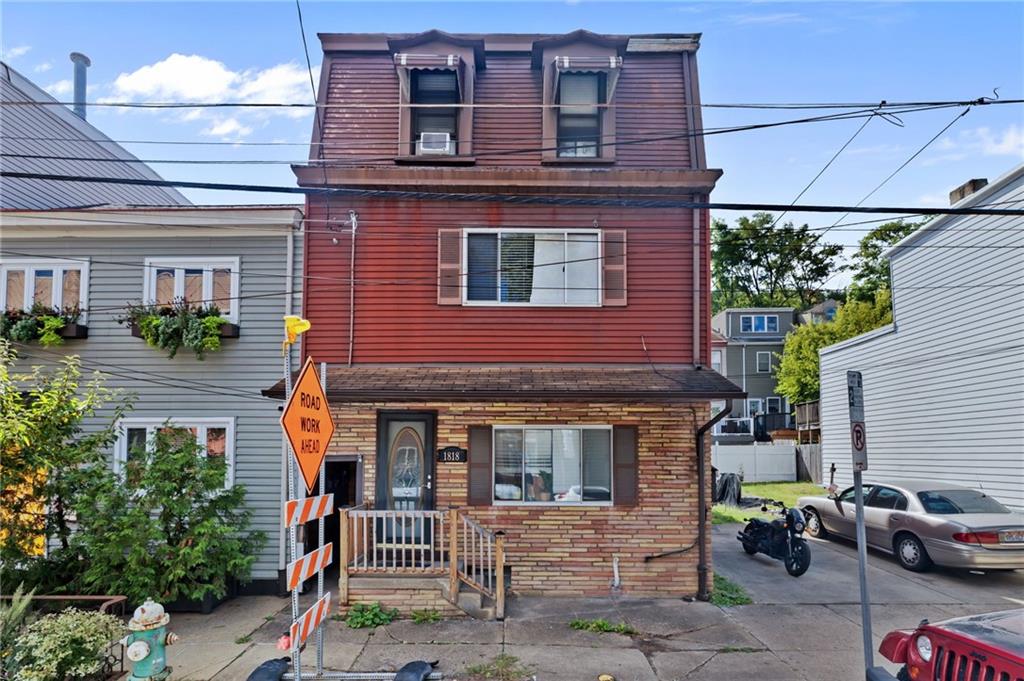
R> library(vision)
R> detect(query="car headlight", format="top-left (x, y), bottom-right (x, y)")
top-left (915, 635), bottom-right (933, 662)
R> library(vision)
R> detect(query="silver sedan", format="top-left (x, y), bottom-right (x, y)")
top-left (796, 480), bottom-right (1024, 572)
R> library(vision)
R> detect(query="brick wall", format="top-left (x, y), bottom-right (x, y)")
top-left (329, 400), bottom-right (711, 597)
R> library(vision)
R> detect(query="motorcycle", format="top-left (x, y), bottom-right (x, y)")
top-left (736, 499), bottom-right (812, 577)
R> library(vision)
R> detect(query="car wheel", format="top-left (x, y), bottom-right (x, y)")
top-left (804, 507), bottom-right (828, 539)
top-left (894, 533), bottom-right (933, 572)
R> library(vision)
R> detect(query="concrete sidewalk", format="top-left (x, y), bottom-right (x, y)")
top-left (163, 592), bottom-right (899, 680)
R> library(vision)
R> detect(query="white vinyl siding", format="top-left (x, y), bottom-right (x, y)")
top-left (819, 169), bottom-right (1024, 510)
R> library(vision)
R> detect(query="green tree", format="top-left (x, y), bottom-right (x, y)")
top-left (712, 213), bottom-right (845, 311)
top-left (775, 290), bottom-right (892, 404)
top-left (847, 219), bottom-right (922, 302)
top-left (0, 341), bottom-right (130, 590)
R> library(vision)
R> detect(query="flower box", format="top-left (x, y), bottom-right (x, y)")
top-left (58, 322), bottom-right (90, 339)
top-left (129, 321), bottom-right (239, 339)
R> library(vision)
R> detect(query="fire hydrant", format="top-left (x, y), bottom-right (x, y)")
top-left (121, 599), bottom-right (178, 681)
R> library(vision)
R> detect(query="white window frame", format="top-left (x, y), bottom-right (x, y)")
top-left (740, 314), bottom-right (779, 334)
top-left (1, 259), bottom-right (90, 322)
top-left (711, 349), bottom-right (723, 374)
top-left (756, 351), bottom-right (772, 373)
top-left (765, 396), bottom-right (783, 414)
top-left (746, 399), bottom-right (763, 417)
top-left (461, 228), bottom-right (602, 307)
top-left (491, 425), bottom-right (613, 506)
top-left (142, 257), bottom-right (240, 323)
top-left (114, 417), bottom-right (236, 489)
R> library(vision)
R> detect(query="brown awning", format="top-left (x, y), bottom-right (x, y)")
top-left (262, 364), bottom-right (745, 402)
top-left (393, 53), bottom-right (466, 102)
top-left (551, 55), bottom-right (623, 101)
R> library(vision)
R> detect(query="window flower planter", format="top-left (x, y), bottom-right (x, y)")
top-left (59, 322), bottom-right (90, 339)
top-left (118, 301), bottom-right (236, 360)
top-left (1, 306), bottom-right (85, 347)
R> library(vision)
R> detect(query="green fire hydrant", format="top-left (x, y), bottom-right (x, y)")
top-left (121, 599), bottom-right (178, 681)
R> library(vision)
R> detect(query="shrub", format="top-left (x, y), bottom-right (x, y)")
top-left (72, 426), bottom-right (265, 604)
top-left (345, 602), bottom-right (398, 629)
top-left (0, 305), bottom-right (79, 348)
top-left (117, 301), bottom-right (229, 359)
top-left (1, 584), bottom-right (35, 678)
top-left (11, 608), bottom-right (124, 681)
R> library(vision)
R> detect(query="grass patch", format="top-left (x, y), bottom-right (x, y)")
top-left (464, 654), bottom-right (533, 681)
top-left (710, 574), bottom-right (753, 607)
top-left (569, 618), bottom-right (638, 635)
top-left (234, 635), bottom-right (252, 644)
top-left (712, 481), bottom-right (825, 525)
top-left (411, 609), bottom-right (442, 625)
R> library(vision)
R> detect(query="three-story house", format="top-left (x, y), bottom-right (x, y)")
top-left (273, 29), bottom-right (742, 613)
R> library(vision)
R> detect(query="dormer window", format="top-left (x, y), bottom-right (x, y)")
top-left (412, 70), bottom-right (459, 155)
top-left (557, 73), bottom-right (604, 158)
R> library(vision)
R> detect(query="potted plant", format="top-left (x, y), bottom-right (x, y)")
top-left (0, 304), bottom-right (87, 346)
top-left (117, 300), bottom-right (238, 360)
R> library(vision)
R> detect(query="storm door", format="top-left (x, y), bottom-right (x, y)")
top-left (375, 412), bottom-right (436, 552)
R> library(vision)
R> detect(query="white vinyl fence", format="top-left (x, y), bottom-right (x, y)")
top-left (712, 443), bottom-right (797, 482)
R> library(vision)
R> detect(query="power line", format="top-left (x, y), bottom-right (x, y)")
top-left (4, 170), bottom-right (1023, 216)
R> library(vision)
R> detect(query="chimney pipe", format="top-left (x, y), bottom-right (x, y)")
top-left (949, 178), bottom-right (988, 205)
top-left (69, 52), bottom-right (91, 120)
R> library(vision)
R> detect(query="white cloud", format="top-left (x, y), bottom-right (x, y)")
top-left (45, 79), bottom-right (73, 97)
top-left (922, 124), bottom-right (1024, 166)
top-left (34, 61), bottom-right (52, 73)
top-left (1, 45), bottom-right (31, 61)
top-left (112, 53), bottom-right (239, 102)
top-left (202, 117), bottom-right (253, 139)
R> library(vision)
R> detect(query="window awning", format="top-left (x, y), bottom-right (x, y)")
top-left (393, 53), bottom-right (466, 101)
top-left (552, 55), bottom-right (623, 101)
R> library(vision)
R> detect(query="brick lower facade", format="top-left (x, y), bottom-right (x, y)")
top-left (329, 400), bottom-right (713, 598)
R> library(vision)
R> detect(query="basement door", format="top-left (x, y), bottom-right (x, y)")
top-left (375, 412), bottom-right (436, 548)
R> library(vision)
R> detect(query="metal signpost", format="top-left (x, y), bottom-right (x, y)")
top-left (847, 370), bottom-right (875, 673)
top-left (280, 321), bottom-right (337, 681)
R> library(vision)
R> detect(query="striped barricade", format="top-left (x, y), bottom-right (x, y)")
top-left (286, 544), bottom-right (333, 591)
top-left (290, 592), bottom-right (331, 650)
top-left (284, 493), bottom-right (334, 527)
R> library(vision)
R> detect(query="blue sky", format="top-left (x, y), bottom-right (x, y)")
top-left (3, 1), bottom-right (1022, 279)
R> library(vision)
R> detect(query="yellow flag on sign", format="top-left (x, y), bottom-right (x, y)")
top-left (282, 315), bottom-right (311, 355)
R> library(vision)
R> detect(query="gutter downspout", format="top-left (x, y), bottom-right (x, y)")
top-left (696, 398), bottom-right (733, 601)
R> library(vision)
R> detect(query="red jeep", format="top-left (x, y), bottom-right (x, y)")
top-left (879, 609), bottom-right (1024, 681)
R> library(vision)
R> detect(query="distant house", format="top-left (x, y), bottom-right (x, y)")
top-left (1, 57), bottom-right (304, 592)
top-left (710, 307), bottom-right (796, 442)
top-left (800, 298), bottom-right (840, 325)
top-left (819, 166), bottom-right (1024, 510)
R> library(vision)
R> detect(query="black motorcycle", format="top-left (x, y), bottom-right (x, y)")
top-left (737, 499), bottom-right (812, 577)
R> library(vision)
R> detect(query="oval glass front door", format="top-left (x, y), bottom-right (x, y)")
top-left (388, 426), bottom-right (424, 511)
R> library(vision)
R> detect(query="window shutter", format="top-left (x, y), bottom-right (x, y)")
top-left (612, 425), bottom-right (638, 507)
top-left (437, 229), bottom-right (463, 305)
top-left (467, 426), bottom-right (493, 506)
top-left (602, 230), bottom-right (627, 306)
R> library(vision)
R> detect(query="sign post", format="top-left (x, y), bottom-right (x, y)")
top-left (280, 319), bottom-right (335, 681)
top-left (847, 370), bottom-right (874, 673)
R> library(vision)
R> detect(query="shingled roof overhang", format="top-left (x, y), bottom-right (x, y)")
top-left (262, 365), bottom-right (746, 402)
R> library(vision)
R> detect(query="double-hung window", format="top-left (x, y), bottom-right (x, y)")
top-left (765, 396), bottom-right (783, 414)
top-left (1, 259), bottom-right (89, 318)
top-left (493, 426), bottom-right (612, 504)
top-left (711, 350), bottom-right (723, 374)
top-left (557, 73), bottom-right (604, 158)
top-left (143, 257), bottom-right (239, 322)
top-left (116, 417), bottom-right (235, 488)
top-left (464, 229), bottom-right (600, 306)
top-left (412, 70), bottom-right (459, 155)
top-left (756, 351), bottom-right (772, 373)
top-left (747, 398), bottom-right (763, 416)
top-left (740, 314), bottom-right (779, 334)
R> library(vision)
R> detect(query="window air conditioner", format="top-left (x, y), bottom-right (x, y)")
top-left (417, 132), bottom-right (454, 155)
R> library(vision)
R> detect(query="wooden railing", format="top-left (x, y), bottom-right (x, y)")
top-left (339, 506), bottom-right (505, 619)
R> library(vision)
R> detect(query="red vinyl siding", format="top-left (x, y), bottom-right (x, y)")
top-left (301, 196), bottom-right (697, 364)
top-left (615, 54), bottom-right (691, 167)
top-left (473, 56), bottom-right (543, 166)
top-left (320, 55), bottom-right (400, 163)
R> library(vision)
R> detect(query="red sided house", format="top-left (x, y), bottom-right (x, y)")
top-left (268, 29), bottom-right (743, 618)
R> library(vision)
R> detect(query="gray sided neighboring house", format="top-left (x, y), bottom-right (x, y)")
top-left (819, 164), bottom-right (1024, 510)
top-left (2, 208), bottom-right (304, 588)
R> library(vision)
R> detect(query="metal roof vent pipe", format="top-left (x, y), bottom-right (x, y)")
top-left (69, 51), bottom-right (91, 120)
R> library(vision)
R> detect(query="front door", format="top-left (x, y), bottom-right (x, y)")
top-left (375, 412), bottom-right (435, 548)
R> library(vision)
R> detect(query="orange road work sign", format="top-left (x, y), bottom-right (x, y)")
top-left (281, 357), bottom-right (336, 493)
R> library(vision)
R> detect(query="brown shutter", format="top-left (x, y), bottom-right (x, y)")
top-left (467, 425), bottom-right (493, 506)
top-left (437, 229), bottom-right (463, 305)
top-left (612, 425), bottom-right (638, 507)
top-left (602, 230), bottom-right (627, 306)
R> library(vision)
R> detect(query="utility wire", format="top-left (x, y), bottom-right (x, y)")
top-left (4, 170), bottom-right (1023, 216)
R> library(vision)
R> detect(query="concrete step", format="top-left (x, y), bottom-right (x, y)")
top-left (441, 580), bottom-right (496, 621)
